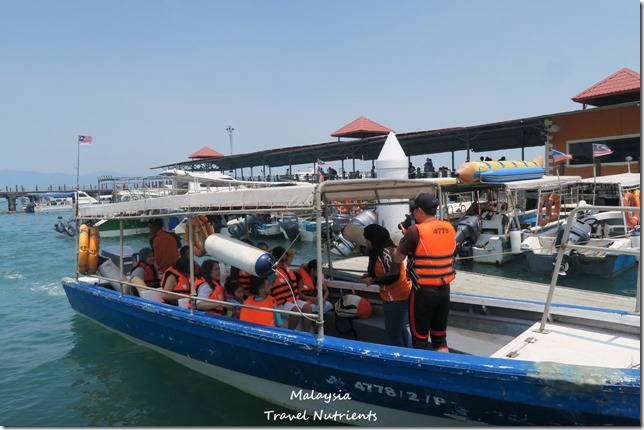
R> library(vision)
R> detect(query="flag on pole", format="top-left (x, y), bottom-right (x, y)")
top-left (316, 158), bottom-right (329, 166)
top-left (550, 149), bottom-right (572, 165)
top-left (592, 143), bottom-right (612, 157)
top-left (78, 135), bottom-right (93, 145)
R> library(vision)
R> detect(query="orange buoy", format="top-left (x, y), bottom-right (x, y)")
top-left (77, 224), bottom-right (89, 274)
top-left (87, 226), bottom-right (100, 274)
top-left (623, 190), bottom-right (640, 227)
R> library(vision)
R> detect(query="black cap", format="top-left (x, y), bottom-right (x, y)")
top-left (410, 193), bottom-right (438, 213)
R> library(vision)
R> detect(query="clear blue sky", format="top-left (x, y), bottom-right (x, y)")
top-left (0, 0), bottom-right (640, 177)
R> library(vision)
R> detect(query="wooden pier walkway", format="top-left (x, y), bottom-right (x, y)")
top-left (328, 256), bottom-right (638, 313)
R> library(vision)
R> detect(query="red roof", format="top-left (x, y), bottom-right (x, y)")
top-left (331, 116), bottom-right (393, 138)
top-left (188, 146), bottom-right (224, 159)
top-left (572, 67), bottom-right (640, 106)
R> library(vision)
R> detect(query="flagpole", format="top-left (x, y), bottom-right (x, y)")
top-left (592, 154), bottom-right (597, 206)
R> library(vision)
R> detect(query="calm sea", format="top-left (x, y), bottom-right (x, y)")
top-left (0, 203), bottom-right (637, 426)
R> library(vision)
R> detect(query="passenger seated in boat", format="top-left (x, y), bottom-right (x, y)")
top-left (224, 277), bottom-right (244, 319)
top-left (148, 218), bottom-right (181, 278)
top-left (257, 242), bottom-right (269, 251)
top-left (194, 259), bottom-right (226, 315)
top-left (179, 245), bottom-right (201, 275)
top-left (295, 259), bottom-right (333, 316)
top-left (362, 224), bottom-right (412, 347)
top-left (128, 247), bottom-right (160, 295)
top-left (270, 246), bottom-right (314, 330)
top-left (159, 258), bottom-right (192, 305)
top-left (240, 275), bottom-right (282, 327)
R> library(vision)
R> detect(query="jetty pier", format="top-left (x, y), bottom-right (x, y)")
top-left (0, 185), bottom-right (104, 212)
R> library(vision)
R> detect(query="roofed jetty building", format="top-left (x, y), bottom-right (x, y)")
top-left (157, 67), bottom-right (639, 180)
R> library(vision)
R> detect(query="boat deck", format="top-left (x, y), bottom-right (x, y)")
top-left (491, 321), bottom-right (640, 369)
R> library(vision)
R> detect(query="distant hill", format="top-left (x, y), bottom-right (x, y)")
top-left (0, 170), bottom-right (146, 191)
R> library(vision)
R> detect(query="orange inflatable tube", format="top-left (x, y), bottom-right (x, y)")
top-left (77, 224), bottom-right (89, 274)
top-left (87, 226), bottom-right (100, 275)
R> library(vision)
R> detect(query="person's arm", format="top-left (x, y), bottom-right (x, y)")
top-left (160, 273), bottom-right (178, 302)
top-left (393, 226), bottom-right (417, 264)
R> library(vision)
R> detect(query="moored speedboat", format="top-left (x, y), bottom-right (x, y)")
top-left (61, 178), bottom-right (640, 426)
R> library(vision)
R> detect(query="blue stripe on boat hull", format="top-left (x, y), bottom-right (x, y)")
top-left (62, 280), bottom-right (640, 426)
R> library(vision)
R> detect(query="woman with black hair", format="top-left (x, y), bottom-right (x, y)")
top-left (194, 259), bottom-right (226, 315)
top-left (361, 224), bottom-right (412, 347)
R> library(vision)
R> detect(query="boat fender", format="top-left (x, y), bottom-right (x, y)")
top-left (204, 234), bottom-right (275, 277)
top-left (509, 228), bottom-right (522, 254)
top-left (186, 215), bottom-right (214, 257)
top-left (77, 224), bottom-right (90, 274)
top-left (334, 294), bottom-right (372, 319)
top-left (87, 226), bottom-right (100, 275)
top-left (623, 190), bottom-right (640, 227)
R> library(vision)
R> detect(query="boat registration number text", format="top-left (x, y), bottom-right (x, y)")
top-left (354, 381), bottom-right (446, 405)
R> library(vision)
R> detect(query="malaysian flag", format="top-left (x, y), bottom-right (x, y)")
top-left (551, 149), bottom-right (572, 165)
top-left (592, 143), bottom-right (613, 157)
top-left (78, 135), bottom-right (93, 145)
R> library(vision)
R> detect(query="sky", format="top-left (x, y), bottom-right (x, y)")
top-left (0, 0), bottom-right (640, 178)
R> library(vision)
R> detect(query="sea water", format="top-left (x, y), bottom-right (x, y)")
top-left (0, 207), bottom-right (637, 425)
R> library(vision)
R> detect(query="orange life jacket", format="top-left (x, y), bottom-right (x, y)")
top-left (130, 261), bottom-right (160, 288)
top-left (408, 220), bottom-right (456, 287)
top-left (295, 267), bottom-right (315, 303)
top-left (161, 266), bottom-right (192, 293)
top-left (240, 295), bottom-right (278, 326)
top-left (374, 257), bottom-right (411, 301)
top-left (195, 280), bottom-right (225, 315)
top-left (237, 269), bottom-right (252, 292)
top-left (271, 265), bottom-right (298, 306)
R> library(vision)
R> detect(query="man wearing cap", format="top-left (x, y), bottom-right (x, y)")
top-left (393, 192), bottom-right (456, 352)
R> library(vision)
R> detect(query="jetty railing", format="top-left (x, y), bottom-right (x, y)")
top-left (541, 205), bottom-right (641, 331)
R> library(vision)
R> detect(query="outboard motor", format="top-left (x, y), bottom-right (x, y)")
top-left (454, 215), bottom-right (482, 257)
top-left (332, 213), bottom-right (351, 235)
top-left (54, 217), bottom-right (66, 234)
top-left (279, 212), bottom-right (300, 241)
top-left (555, 219), bottom-right (591, 249)
top-left (553, 219), bottom-right (592, 275)
top-left (331, 211), bottom-right (378, 256)
top-left (227, 219), bottom-right (247, 239)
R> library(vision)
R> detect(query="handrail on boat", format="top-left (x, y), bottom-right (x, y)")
top-left (540, 205), bottom-right (641, 332)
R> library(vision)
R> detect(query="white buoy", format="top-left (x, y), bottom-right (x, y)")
top-left (375, 132), bottom-right (410, 245)
top-left (204, 234), bottom-right (275, 277)
top-left (510, 228), bottom-right (522, 254)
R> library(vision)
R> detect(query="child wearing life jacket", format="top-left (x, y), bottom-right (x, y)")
top-left (240, 275), bottom-right (282, 327)
top-left (295, 259), bottom-right (334, 315)
top-left (224, 277), bottom-right (244, 319)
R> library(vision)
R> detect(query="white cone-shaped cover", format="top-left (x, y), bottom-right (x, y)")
top-left (375, 132), bottom-right (410, 245)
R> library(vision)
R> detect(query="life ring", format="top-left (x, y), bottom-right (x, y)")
top-left (186, 215), bottom-right (214, 257)
top-left (77, 224), bottom-right (90, 274)
top-left (87, 226), bottom-right (100, 274)
top-left (623, 190), bottom-right (640, 227)
top-left (538, 192), bottom-right (561, 226)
